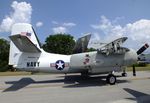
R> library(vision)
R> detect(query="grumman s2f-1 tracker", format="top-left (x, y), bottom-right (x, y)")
top-left (9, 23), bottom-right (149, 85)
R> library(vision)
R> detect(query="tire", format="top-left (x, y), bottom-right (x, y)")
top-left (106, 74), bottom-right (116, 85)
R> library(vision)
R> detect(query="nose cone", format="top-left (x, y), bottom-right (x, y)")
top-left (124, 49), bottom-right (138, 66)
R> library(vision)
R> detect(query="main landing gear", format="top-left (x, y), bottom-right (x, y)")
top-left (81, 71), bottom-right (89, 78)
top-left (106, 74), bottom-right (116, 85)
top-left (122, 68), bottom-right (127, 77)
top-left (122, 72), bottom-right (127, 77)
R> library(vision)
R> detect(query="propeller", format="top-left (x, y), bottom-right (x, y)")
top-left (137, 43), bottom-right (149, 55)
top-left (133, 43), bottom-right (149, 76)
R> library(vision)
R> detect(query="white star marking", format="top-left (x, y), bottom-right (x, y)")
top-left (56, 61), bottom-right (64, 68)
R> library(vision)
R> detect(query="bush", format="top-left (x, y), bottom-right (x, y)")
top-left (0, 62), bottom-right (9, 72)
top-left (0, 39), bottom-right (9, 72)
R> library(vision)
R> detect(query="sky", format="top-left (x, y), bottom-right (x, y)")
top-left (0, 0), bottom-right (150, 52)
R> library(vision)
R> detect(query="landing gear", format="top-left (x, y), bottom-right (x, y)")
top-left (106, 74), bottom-right (116, 85)
top-left (122, 68), bottom-right (127, 77)
top-left (81, 71), bottom-right (89, 78)
top-left (122, 72), bottom-right (127, 77)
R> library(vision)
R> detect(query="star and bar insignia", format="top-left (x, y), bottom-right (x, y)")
top-left (50, 60), bottom-right (69, 70)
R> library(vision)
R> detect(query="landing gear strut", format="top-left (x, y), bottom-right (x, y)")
top-left (106, 74), bottom-right (116, 85)
top-left (122, 72), bottom-right (127, 77)
top-left (81, 71), bottom-right (89, 78)
top-left (122, 69), bottom-right (127, 77)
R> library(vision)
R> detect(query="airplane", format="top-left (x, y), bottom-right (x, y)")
top-left (8, 23), bottom-right (149, 85)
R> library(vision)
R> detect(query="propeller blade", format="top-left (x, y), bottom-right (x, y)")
top-left (137, 43), bottom-right (149, 55)
top-left (133, 65), bottom-right (136, 76)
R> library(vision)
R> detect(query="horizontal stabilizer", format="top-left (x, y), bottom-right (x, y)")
top-left (9, 34), bottom-right (41, 53)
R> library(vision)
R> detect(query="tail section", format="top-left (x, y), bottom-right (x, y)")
top-left (73, 33), bottom-right (91, 53)
top-left (9, 23), bottom-right (41, 66)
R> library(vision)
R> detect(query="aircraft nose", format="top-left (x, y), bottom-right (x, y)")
top-left (124, 49), bottom-right (138, 66)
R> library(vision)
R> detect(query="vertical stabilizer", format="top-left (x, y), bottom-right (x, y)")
top-left (9, 23), bottom-right (41, 66)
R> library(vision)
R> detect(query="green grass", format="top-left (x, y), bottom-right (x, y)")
top-left (127, 64), bottom-right (150, 71)
top-left (0, 71), bottom-right (31, 76)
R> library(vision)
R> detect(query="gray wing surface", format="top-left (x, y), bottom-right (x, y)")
top-left (102, 37), bottom-right (128, 49)
top-left (98, 37), bottom-right (128, 54)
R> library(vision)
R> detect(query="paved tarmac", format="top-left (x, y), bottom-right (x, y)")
top-left (0, 71), bottom-right (150, 103)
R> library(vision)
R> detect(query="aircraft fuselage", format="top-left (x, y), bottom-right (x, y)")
top-left (15, 49), bottom-right (137, 74)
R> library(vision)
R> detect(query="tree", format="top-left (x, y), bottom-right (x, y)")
top-left (86, 48), bottom-right (96, 52)
top-left (0, 38), bottom-right (10, 72)
top-left (43, 34), bottom-right (75, 55)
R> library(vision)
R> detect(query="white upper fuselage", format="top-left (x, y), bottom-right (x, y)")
top-left (17, 49), bottom-right (71, 73)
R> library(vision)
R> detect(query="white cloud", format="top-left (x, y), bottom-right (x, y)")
top-left (91, 16), bottom-right (124, 42)
top-left (52, 21), bottom-right (59, 25)
top-left (0, 1), bottom-right (32, 32)
top-left (52, 26), bottom-right (67, 34)
top-left (0, 17), bottom-right (14, 32)
top-left (52, 21), bottom-right (76, 27)
top-left (91, 32), bottom-right (101, 41)
top-left (91, 16), bottom-right (150, 51)
top-left (88, 32), bottom-right (102, 49)
top-left (36, 21), bottom-right (43, 27)
top-left (124, 19), bottom-right (150, 49)
top-left (125, 19), bottom-right (150, 41)
top-left (52, 21), bottom-right (76, 34)
top-left (63, 22), bottom-right (76, 27)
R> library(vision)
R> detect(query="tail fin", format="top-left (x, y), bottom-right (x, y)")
top-left (73, 33), bottom-right (91, 53)
top-left (9, 23), bottom-right (41, 66)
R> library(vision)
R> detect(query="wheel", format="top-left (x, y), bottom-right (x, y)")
top-left (122, 72), bottom-right (127, 77)
top-left (106, 74), bottom-right (116, 85)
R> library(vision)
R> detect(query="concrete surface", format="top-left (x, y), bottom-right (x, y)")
top-left (0, 71), bottom-right (150, 103)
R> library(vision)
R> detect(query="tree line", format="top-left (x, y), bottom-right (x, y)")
top-left (0, 39), bottom-right (10, 72)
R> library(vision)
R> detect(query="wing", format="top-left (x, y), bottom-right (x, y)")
top-left (73, 34), bottom-right (91, 53)
top-left (9, 34), bottom-right (41, 53)
top-left (98, 37), bottom-right (128, 54)
top-left (102, 37), bottom-right (128, 49)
